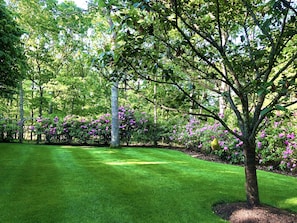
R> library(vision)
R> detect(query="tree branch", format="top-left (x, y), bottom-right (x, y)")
top-left (279, 0), bottom-right (297, 16)
top-left (215, 0), bottom-right (223, 48)
top-left (241, 0), bottom-right (275, 48)
top-left (270, 52), bottom-right (297, 83)
top-left (177, 10), bottom-right (243, 92)
top-left (242, 23), bottom-right (260, 78)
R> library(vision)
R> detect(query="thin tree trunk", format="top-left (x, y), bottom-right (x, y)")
top-left (110, 81), bottom-right (120, 147)
top-left (71, 98), bottom-right (74, 114)
top-left (219, 32), bottom-right (228, 116)
top-left (19, 81), bottom-right (24, 143)
top-left (219, 81), bottom-right (227, 115)
top-left (48, 101), bottom-right (53, 114)
top-left (244, 141), bottom-right (260, 207)
top-left (31, 81), bottom-right (34, 141)
top-left (219, 65), bottom-right (228, 116)
top-left (153, 82), bottom-right (158, 146)
top-left (39, 87), bottom-right (43, 117)
top-left (37, 87), bottom-right (43, 144)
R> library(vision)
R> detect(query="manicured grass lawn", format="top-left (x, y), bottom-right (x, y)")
top-left (1, 143), bottom-right (297, 222)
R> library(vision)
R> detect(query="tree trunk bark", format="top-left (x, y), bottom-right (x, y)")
top-left (19, 81), bottom-right (24, 143)
top-left (110, 81), bottom-right (120, 148)
top-left (219, 64), bottom-right (228, 116)
top-left (219, 81), bottom-right (227, 115)
top-left (39, 87), bottom-right (43, 117)
top-left (30, 81), bottom-right (34, 141)
top-left (107, 8), bottom-right (120, 148)
top-left (244, 141), bottom-right (260, 207)
top-left (37, 87), bottom-right (44, 144)
top-left (153, 82), bottom-right (158, 146)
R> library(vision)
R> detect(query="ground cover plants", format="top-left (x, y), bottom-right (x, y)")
top-left (1, 143), bottom-right (297, 222)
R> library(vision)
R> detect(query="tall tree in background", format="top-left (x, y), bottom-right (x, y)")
top-left (108, 8), bottom-right (120, 148)
top-left (10, 0), bottom-right (59, 118)
top-left (0, 0), bottom-right (26, 98)
top-left (93, 1), bottom-right (125, 147)
top-left (112, 0), bottom-right (297, 206)
top-left (0, 0), bottom-right (27, 142)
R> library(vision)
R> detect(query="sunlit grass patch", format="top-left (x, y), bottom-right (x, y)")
top-left (105, 161), bottom-right (171, 165)
top-left (284, 197), bottom-right (297, 205)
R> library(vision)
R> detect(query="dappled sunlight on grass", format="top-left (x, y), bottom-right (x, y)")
top-left (61, 146), bottom-right (101, 150)
top-left (217, 170), bottom-right (241, 175)
top-left (104, 161), bottom-right (171, 165)
top-left (284, 197), bottom-right (297, 205)
top-left (61, 145), bottom-right (77, 149)
top-left (280, 197), bottom-right (297, 209)
top-left (77, 146), bottom-right (97, 150)
top-left (92, 150), bottom-right (117, 154)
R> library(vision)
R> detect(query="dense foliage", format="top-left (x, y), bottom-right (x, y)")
top-left (0, 0), bottom-right (26, 97)
top-left (0, 117), bottom-right (18, 142)
top-left (170, 112), bottom-right (297, 173)
top-left (29, 106), bottom-right (153, 145)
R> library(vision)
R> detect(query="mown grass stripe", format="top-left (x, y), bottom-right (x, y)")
top-left (0, 144), bottom-right (33, 196)
top-left (1, 143), bottom-right (297, 222)
top-left (0, 144), bottom-right (66, 222)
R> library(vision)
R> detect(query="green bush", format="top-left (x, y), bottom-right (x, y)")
top-left (0, 117), bottom-right (18, 142)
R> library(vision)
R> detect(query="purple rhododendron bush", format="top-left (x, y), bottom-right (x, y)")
top-left (29, 106), bottom-right (152, 146)
top-left (169, 111), bottom-right (297, 173)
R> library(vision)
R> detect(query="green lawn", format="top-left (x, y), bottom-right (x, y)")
top-left (1, 143), bottom-right (297, 222)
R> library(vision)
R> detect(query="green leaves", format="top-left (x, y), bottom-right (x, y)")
top-left (0, 1), bottom-right (26, 97)
top-left (260, 107), bottom-right (273, 117)
top-left (257, 81), bottom-right (272, 96)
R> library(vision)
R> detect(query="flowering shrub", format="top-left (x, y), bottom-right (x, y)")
top-left (170, 117), bottom-right (244, 164)
top-left (170, 112), bottom-right (297, 172)
top-left (30, 107), bottom-right (151, 145)
top-left (118, 106), bottom-right (138, 145)
top-left (131, 111), bottom-right (162, 145)
top-left (256, 112), bottom-right (297, 172)
top-left (31, 115), bottom-right (109, 144)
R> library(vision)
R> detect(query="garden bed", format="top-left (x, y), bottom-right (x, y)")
top-left (213, 202), bottom-right (297, 223)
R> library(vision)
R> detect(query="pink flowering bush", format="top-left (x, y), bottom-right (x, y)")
top-left (170, 117), bottom-right (244, 164)
top-left (171, 112), bottom-right (297, 172)
top-left (30, 107), bottom-right (151, 145)
top-left (118, 106), bottom-right (138, 145)
top-left (256, 112), bottom-right (297, 172)
top-left (128, 111), bottom-right (156, 144)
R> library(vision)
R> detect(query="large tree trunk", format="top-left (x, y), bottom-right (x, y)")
top-left (110, 81), bottom-right (120, 147)
top-left (244, 141), bottom-right (260, 207)
top-left (108, 8), bottom-right (120, 148)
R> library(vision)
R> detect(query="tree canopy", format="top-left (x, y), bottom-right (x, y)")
top-left (0, 0), bottom-right (26, 97)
